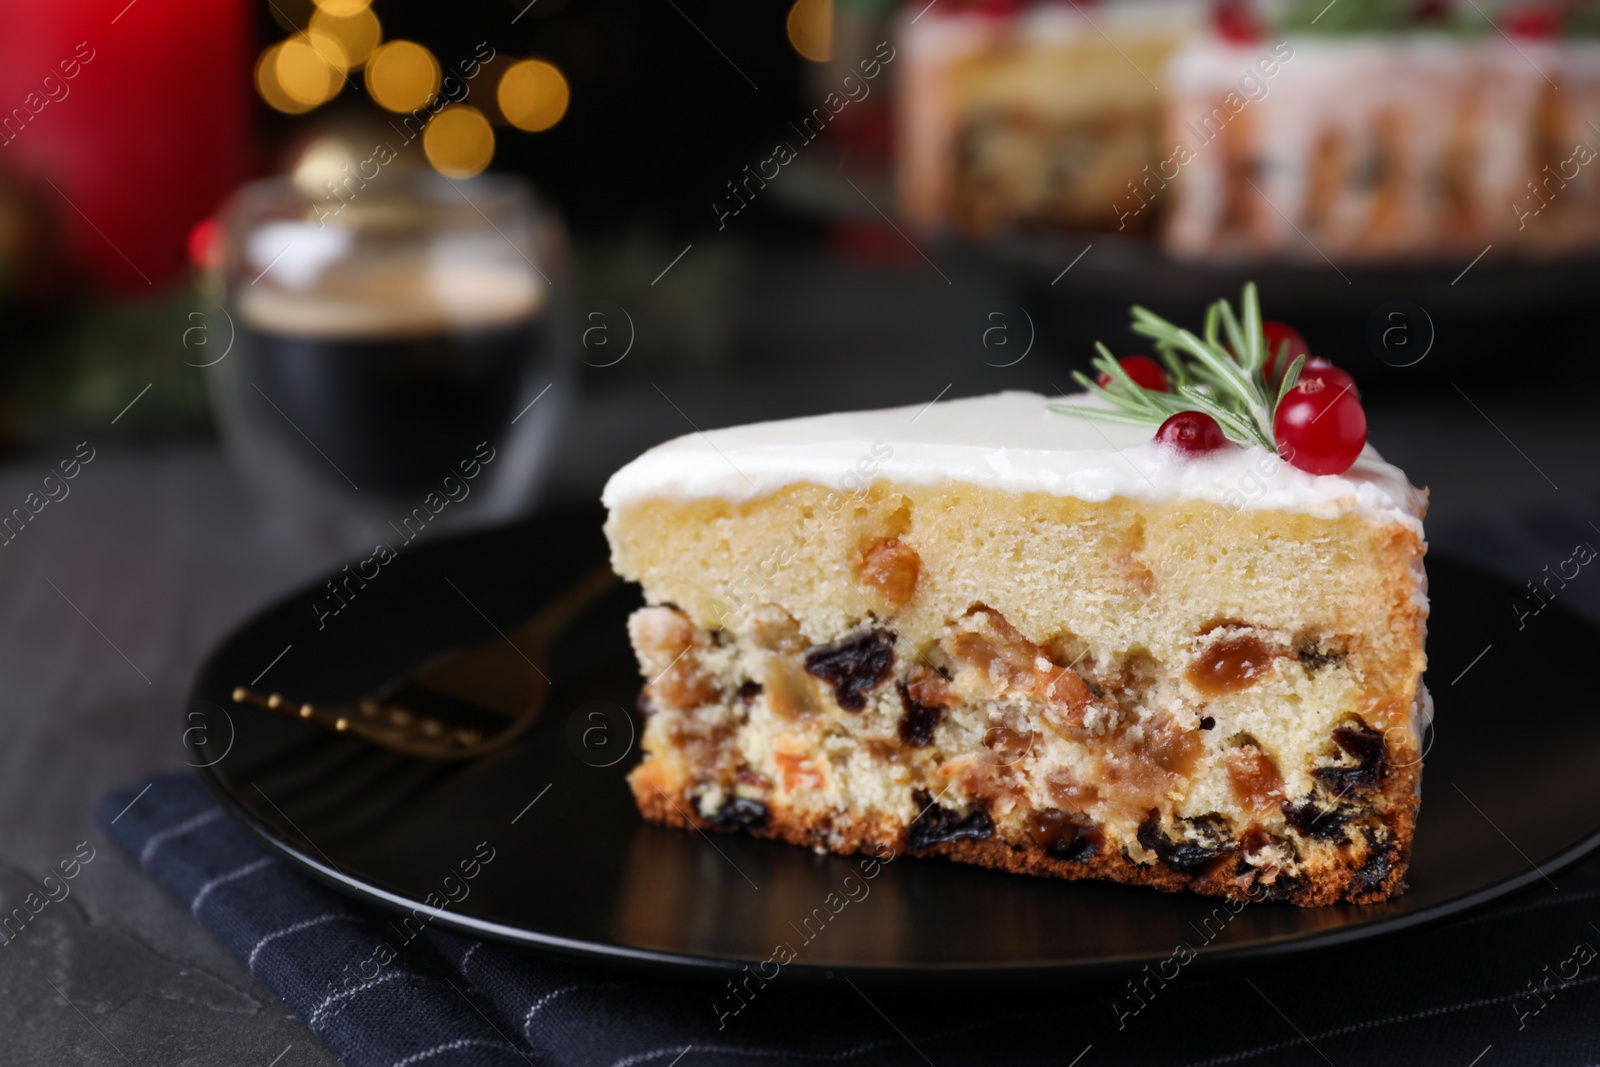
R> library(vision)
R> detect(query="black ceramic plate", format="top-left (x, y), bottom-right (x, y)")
top-left (188, 507), bottom-right (1600, 979)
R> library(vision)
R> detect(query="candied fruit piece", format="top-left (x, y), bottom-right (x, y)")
top-left (903, 664), bottom-right (955, 708)
top-left (1187, 634), bottom-right (1277, 696)
top-left (1225, 741), bottom-right (1285, 819)
top-left (858, 537), bottom-right (921, 608)
top-left (745, 606), bottom-right (807, 652)
top-left (774, 743), bottom-right (829, 792)
top-left (764, 660), bottom-right (822, 720)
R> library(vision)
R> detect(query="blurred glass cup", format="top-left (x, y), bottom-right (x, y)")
top-left (209, 170), bottom-right (571, 550)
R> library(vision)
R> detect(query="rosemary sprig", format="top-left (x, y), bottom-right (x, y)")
top-left (1048, 283), bottom-right (1301, 455)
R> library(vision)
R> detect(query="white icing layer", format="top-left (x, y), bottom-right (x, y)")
top-left (602, 390), bottom-right (1426, 531)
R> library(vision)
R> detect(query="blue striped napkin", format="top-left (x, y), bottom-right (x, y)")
top-left (99, 771), bottom-right (1600, 1067)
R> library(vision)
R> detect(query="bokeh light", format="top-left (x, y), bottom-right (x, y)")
top-left (423, 106), bottom-right (496, 178)
top-left (293, 137), bottom-right (363, 198)
top-left (309, 5), bottom-right (381, 70)
top-left (365, 40), bottom-right (441, 113)
top-left (497, 60), bottom-right (569, 133)
top-left (787, 0), bottom-right (832, 62)
top-left (313, 0), bottom-right (373, 15)
top-left (276, 31), bottom-right (349, 107)
top-left (256, 43), bottom-right (318, 114)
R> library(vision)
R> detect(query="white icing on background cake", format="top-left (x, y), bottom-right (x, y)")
top-left (602, 390), bottom-right (1426, 531)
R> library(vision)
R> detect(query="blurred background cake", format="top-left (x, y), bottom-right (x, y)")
top-left (897, 0), bottom-right (1600, 263)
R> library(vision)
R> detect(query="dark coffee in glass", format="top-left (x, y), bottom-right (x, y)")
top-left (212, 172), bottom-right (569, 546)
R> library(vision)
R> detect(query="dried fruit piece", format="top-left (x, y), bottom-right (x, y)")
top-left (774, 747), bottom-right (829, 792)
top-left (1187, 634), bottom-right (1276, 696)
top-left (710, 797), bottom-right (769, 830)
top-left (1311, 722), bottom-right (1387, 794)
top-left (1030, 810), bottom-right (1103, 863)
top-left (1136, 811), bottom-right (1232, 873)
top-left (1281, 799), bottom-right (1352, 841)
top-left (1298, 641), bottom-right (1347, 673)
top-left (1225, 741), bottom-right (1285, 819)
top-left (858, 537), bottom-right (921, 608)
top-left (896, 680), bottom-right (945, 747)
top-left (764, 660), bottom-right (822, 721)
top-left (1351, 827), bottom-right (1395, 891)
top-left (804, 628), bottom-right (896, 712)
top-left (746, 606), bottom-right (807, 652)
top-left (907, 789), bottom-right (994, 852)
top-left (903, 664), bottom-right (955, 708)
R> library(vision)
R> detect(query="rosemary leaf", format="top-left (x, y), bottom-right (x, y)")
top-left (1052, 284), bottom-right (1305, 458)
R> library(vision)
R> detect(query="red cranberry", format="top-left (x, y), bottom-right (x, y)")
top-left (1156, 411), bottom-right (1228, 457)
top-left (1298, 359), bottom-right (1359, 398)
top-left (1098, 355), bottom-right (1170, 393)
top-left (1261, 321), bottom-right (1311, 381)
top-left (1274, 379), bottom-right (1367, 475)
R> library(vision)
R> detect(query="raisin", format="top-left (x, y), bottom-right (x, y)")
top-left (804, 628), bottom-right (896, 712)
top-left (1200, 716), bottom-right (1216, 731)
top-left (1281, 799), bottom-right (1353, 841)
top-left (1311, 722), bottom-right (1387, 795)
top-left (1254, 874), bottom-right (1309, 902)
top-left (1055, 825), bottom-right (1104, 863)
top-left (1136, 811), bottom-right (1231, 873)
top-left (896, 681), bottom-right (944, 747)
top-left (907, 789), bottom-right (994, 852)
top-left (736, 680), bottom-right (763, 703)
top-left (710, 797), bottom-right (769, 830)
top-left (1298, 642), bottom-right (1346, 672)
top-left (1031, 810), bottom-right (1102, 863)
top-left (1351, 827), bottom-right (1394, 891)
top-left (635, 689), bottom-right (657, 718)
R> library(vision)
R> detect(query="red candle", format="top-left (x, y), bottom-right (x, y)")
top-left (0, 0), bottom-right (254, 294)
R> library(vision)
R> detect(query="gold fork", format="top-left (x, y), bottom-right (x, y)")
top-left (229, 566), bottom-right (618, 761)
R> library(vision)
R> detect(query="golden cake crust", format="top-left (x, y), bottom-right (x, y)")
top-left (632, 757), bottom-right (1417, 905)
